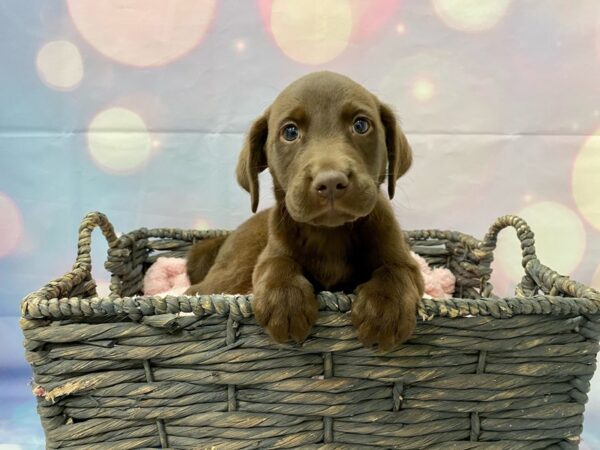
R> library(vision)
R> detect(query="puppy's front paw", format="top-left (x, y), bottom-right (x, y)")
top-left (253, 276), bottom-right (319, 343)
top-left (352, 271), bottom-right (422, 351)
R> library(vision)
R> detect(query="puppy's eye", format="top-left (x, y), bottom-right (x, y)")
top-left (282, 124), bottom-right (299, 141)
top-left (353, 117), bottom-right (370, 134)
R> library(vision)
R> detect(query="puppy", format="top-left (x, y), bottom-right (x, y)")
top-left (186, 71), bottom-right (424, 350)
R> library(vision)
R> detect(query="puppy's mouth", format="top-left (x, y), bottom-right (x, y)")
top-left (290, 196), bottom-right (374, 227)
top-left (307, 204), bottom-right (358, 227)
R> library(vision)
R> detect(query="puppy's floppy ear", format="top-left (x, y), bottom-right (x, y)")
top-left (378, 102), bottom-right (413, 199)
top-left (236, 111), bottom-right (269, 212)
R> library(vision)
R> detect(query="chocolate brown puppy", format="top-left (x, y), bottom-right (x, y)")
top-left (186, 71), bottom-right (424, 350)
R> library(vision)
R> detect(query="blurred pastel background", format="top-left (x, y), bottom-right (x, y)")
top-left (1, 0), bottom-right (599, 448)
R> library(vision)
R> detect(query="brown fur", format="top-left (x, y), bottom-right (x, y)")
top-left (186, 72), bottom-right (424, 350)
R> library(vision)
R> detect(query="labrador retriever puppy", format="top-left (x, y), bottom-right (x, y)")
top-left (186, 71), bottom-right (424, 350)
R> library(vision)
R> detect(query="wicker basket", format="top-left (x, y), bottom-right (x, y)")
top-left (21, 212), bottom-right (600, 450)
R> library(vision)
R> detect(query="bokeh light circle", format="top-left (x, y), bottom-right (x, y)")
top-left (234, 39), bottom-right (246, 52)
top-left (67, 0), bottom-right (216, 67)
top-left (412, 78), bottom-right (435, 101)
top-left (0, 192), bottom-right (24, 258)
top-left (87, 107), bottom-right (152, 174)
top-left (36, 40), bottom-right (83, 90)
top-left (270, 0), bottom-right (352, 65)
top-left (495, 201), bottom-right (586, 283)
top-left (349, 0), bottom-right (400, 39)
top-left (572, 133), bottom-right (600, 230)
top-left (433, 0), bottom-right (511, 32)
top-left (194, 218), bottom-right (212, 230)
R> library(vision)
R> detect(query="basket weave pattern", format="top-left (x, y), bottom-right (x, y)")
top-left (21, 212), bottom-right (600, 449)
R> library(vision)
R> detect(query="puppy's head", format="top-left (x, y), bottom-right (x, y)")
top-left (237, 71), bottom-right (412, 227)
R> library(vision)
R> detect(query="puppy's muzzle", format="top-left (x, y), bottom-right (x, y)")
top-left (312, 170), bottom-right (349, 201)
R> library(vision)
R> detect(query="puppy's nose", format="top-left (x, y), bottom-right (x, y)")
top-left (313, 170), bottom-right (349, 200)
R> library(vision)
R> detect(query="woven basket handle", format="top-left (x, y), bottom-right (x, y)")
top-left (479, 215), bottom-right (539, 296)
top-left (74, 212), bottom-right (119, 271)
top-left (22, 212), bottom-right (119, 305)
top-left (480, 215), bottom-right (538, 267)
top-left (69, 212), bottom-right (120, 298)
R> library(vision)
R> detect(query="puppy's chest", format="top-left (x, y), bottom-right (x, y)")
top-left (296, 238), bottom-right (367, 291)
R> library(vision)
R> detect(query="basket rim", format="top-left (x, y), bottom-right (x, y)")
top-left (21, 289), bottom-right (600, 322)
top-left (20, 212), bottom-right (600, 322)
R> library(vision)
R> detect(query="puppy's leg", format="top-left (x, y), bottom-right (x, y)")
top-left (186, 267), bottom-right (252, 296)
top-left (352, 262), bottom-right (423, 350)
top-left (186, 235), bottom-right (228, 284)
top-left (185, 239), bottom-right (257, 295)
top-left (252, 246), bottom-right (319, 343)
top-left (185, 209), bottom-right (270, 296)
top-left (351, 201), bottom-right (425, 350)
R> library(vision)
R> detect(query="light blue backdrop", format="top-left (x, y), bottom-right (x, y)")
top-left (1, 1), bottom-right (599, 448)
